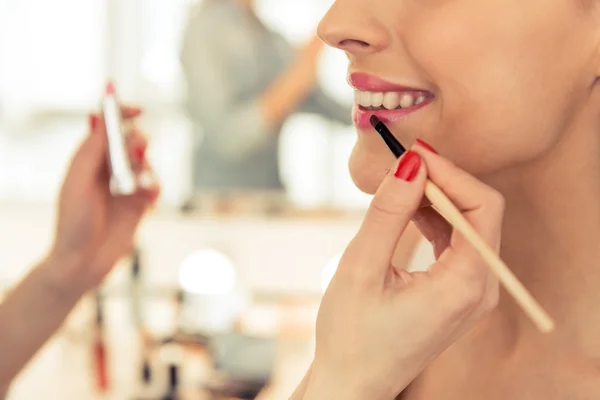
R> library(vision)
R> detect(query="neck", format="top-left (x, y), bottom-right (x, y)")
top-left (478, 108), bottom-right (600, 358)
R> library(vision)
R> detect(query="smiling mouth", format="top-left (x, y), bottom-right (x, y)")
top-left (355, 90), bottom-right (433, 111)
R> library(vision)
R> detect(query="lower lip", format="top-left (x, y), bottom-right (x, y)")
top-left (352, 99), bottom-right (433, 129)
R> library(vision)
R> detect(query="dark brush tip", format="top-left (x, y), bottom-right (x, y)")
top-left (369, 115), bottom-right (380, 128)
top-left (369, 116), bottom-right (407, 159)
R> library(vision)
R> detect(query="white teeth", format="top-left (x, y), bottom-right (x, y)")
top-left (360, 91), bottom-right (371, 107)
top-left (370, 92), bottom-right (383, 107)
top-left (382, 93), bottom-right (400, 110)
top-left (355, 90), bottom-right (430, 109)
top-left (399, 94), bottom-right (415, 108)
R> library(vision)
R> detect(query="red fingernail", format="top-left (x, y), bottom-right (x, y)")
top-left (89, 114), bottom-right (99, 133)
top-left (134, 146), bottom-right (146, 162)
top-left (415, 139), bottom-right (438, 154)
top-left (394, 151), bottom-right (421, 181)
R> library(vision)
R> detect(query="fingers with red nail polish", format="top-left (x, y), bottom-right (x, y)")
top-left (125, 131), bottom-right (148, 167)
top-left (89, 114), bottom-right (99, 133)
top-left (415, 139), bottom-right (438, 154)
top-left (394, 151), bottom-right (421, 181)
top-left (134, 146), bottom-right (146, 163)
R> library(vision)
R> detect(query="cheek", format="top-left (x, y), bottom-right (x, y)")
top-left (404, 4), bottom-right (583, 175)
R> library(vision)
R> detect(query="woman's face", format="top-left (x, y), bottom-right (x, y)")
top-left (319, 0), bottom-right (600, 194)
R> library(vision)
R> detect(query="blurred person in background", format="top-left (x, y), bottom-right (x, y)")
top-left (0, 108), bottom-right (159, 393)
top-left (179, 0), bottom-right (351, 212)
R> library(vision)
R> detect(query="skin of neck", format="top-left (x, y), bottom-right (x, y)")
top-left (470, 86), bottom-right (600, 360)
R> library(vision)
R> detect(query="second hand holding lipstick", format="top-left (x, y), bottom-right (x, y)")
top-left (370, 116), bottom-right (554, 333)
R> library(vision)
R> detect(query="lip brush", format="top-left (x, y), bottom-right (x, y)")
top-left (370, 115), bottom-right (554, 333)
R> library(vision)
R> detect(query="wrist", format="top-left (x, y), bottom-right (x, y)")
top-left (302, 364), bottom-right (385, 400)
top-left (38, 252), bottom-right (89, 302)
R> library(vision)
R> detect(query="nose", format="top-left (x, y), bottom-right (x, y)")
top-left (318, 0), bottom-right (390, 55)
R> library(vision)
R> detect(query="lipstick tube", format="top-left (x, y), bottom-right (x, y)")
top-left (102, 81), bottom-right (137, 196)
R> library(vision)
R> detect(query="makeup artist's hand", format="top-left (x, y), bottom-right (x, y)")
top-left (46, 106), bottom-right (160, 296)
top-left (302, 144), bottom-right (505, 400)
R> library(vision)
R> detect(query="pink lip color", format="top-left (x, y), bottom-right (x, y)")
top-left (349, 72), bottom-right (434, 129)
top-left (348, 72), bottom-right (426, 92)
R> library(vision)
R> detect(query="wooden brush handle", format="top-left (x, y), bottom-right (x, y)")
top-left (424, 180), bottom-right (555, 333)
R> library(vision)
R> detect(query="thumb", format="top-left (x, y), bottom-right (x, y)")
top-left (72, 114), bottom-right (109, 179)
top-left (81, 105), bottom-right (142, 177)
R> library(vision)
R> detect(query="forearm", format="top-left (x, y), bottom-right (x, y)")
top-left (0, 256), bottom-right (82, 391)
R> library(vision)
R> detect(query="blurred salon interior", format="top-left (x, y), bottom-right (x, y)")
top-left (0, 0), bottom-right (432, 398)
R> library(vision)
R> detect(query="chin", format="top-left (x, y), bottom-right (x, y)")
top-left (348, 141), bottom-right (394, 195)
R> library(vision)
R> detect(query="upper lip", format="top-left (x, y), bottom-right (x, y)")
top-left (348, 72), bottom-right (427, 93)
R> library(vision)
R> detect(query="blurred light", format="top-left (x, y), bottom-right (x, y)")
top-left (279, 114), bottom-right (331, 208)
top-left (141, 47), bottom-right (180, 89)
top-left (0, 0), bottom-right (104, 112)
top-left (317, 48), bottom-right (353, 107)
top-left (256, 0), bottom-right (327, 44)
top-left (178, 249), bottom-right (236, 295)
top-left (329, 128), bottom-right (373, 210)
top-left (321, 253), bottom-right (343, 293)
